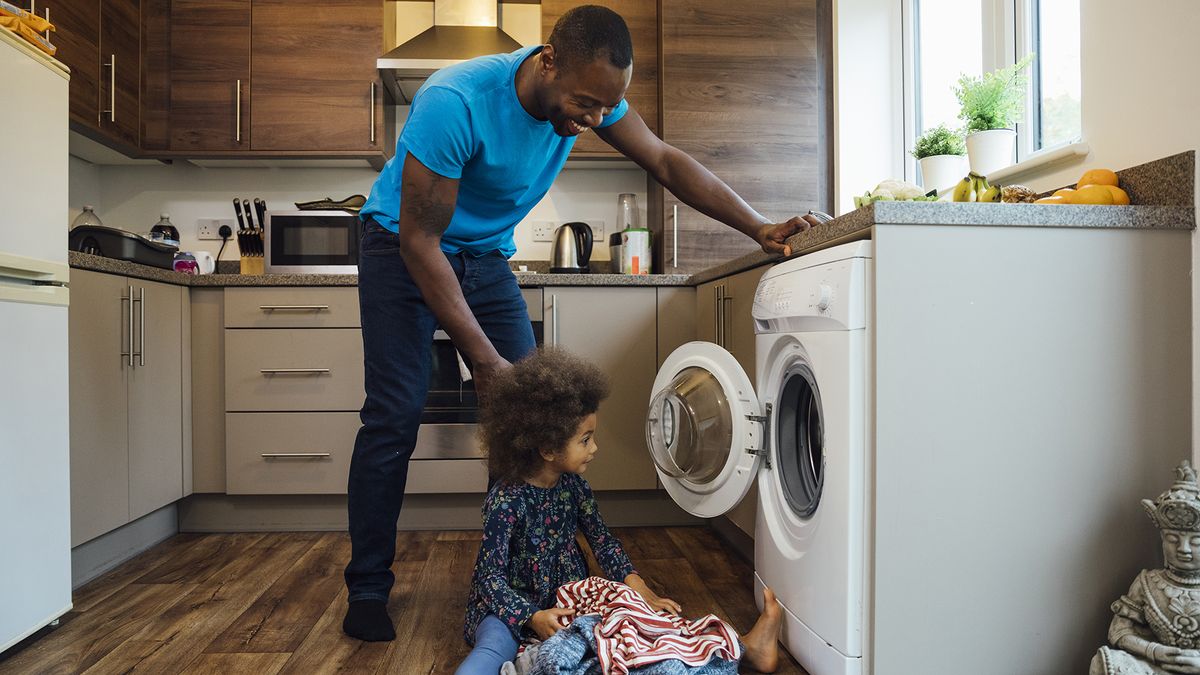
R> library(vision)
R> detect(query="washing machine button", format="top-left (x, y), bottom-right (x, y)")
top-left (817, 284), bottom-right (833, 312)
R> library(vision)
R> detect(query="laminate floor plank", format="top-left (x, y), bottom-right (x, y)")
top-left (178, 653), bottom-right (290, 675)
top-left (79, 534), bottom-right (317, 674)
top-left (132, 532), bottom-right (269, 586)
top-left (70, 534), bottom-right (207, 612)
top-left (206, 533), bottom-right (350, 654)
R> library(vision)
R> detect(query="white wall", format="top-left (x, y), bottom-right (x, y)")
top-left (67, 156), bottom-right (645, 263)
top-left (984, 0), bottom-right (1200, 462)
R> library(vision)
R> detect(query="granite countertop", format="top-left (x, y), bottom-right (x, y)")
top-left (70, 151), bottom-right (1195, 289)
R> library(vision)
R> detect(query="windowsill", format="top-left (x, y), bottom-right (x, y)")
top-left (986, 141), bottom-right (1091, 183)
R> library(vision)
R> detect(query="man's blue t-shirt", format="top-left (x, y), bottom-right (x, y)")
top-left (360, 45), bottom-right (629, 258)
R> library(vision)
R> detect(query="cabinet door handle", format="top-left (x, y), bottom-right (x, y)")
top-left (258, 304), bottom-right (330, 311)
top-left (102, 54), bottom-right (115, 122)
top-left (259, 368), bottom-right (331, 375)
top-left (235, 79), bottom-right (242, 143)
top-left (135, 287), bottom-right (145, 366)
top-left (551, 294), bottom-right (559, 346)
top-left (121, 285), bottom-right (133, 366)
top-left (672, 204), bottom-right (679, 269)
top-left (722, 294), bottom-right (733, 351)
top-left (260, 452), bottom-right (331, 459)
top-left (714, 285), bottom-right (722, 347)
top-left (370, 82), bottom-right (376, 144)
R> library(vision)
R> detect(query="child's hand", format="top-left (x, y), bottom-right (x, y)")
top-left (529, 608), bottom-right (575, 640)
top-left (643, 594), bottom-right (682, 616)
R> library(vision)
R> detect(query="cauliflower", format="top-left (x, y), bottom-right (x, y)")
top-left (853, 179), bottom-right (937, 209)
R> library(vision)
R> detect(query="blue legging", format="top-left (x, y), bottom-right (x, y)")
top-left (456, 614), bottom-right (519, 675)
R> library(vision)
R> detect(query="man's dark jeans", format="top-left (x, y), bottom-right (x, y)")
top-left (344, 222), bottom-right (535, 603)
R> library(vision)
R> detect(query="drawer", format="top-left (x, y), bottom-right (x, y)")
top-left (225, 287), bottom-right (360, 328)
top-left (225, 329), bottom-right (364, 411)
top-left (226, 412), bottom-right (486, 494)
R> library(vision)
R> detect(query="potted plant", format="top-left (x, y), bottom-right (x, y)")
top-left (955, 54), bottom-right (1035, 176)
top-left (911, 124), bottom-right (967, 194)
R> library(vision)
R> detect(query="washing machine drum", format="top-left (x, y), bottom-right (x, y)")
top-left (647, 367), bottom-right (734, 485)
top-left (775, 365), bottom-right (825, 518)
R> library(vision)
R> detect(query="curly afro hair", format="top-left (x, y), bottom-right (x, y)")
top-left (547, 5), bottom-right (633, 73)
top-left (479, 347), bottom-right (610, 484)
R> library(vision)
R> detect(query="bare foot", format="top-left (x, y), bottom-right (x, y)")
top-left (740, 587), bottom-right (782, 673)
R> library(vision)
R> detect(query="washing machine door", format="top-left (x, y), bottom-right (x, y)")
top-left (646, 341), bottom-right (763, 518)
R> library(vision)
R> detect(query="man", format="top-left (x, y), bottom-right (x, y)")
top-left (343, 5), bottom-right (822, 641)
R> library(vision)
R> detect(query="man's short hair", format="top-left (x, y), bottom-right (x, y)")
top-left (547, 5), bottom-right (633, 72)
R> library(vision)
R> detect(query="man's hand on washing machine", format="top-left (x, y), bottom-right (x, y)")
top-left (624, 573), bottom-right (682, 615)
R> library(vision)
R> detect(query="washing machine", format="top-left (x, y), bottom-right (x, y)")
top-left (647, 240), bottom-right (870, 675)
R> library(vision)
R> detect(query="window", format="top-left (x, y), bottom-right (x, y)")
top-left (1029, 0), bottom-right (1082, 150)
top-left (905, 0), bottom-right (1082, 176)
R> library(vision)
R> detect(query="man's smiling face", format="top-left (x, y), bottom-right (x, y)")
top-left (538, 48), bottom-right (631, 137)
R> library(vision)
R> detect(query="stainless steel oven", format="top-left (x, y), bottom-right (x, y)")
top-left (264, 210), bottom-right (361, 274)
top-left (413, 321), bottom-right (543, 459)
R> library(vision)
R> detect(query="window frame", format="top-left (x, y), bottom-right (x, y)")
top-left (904, 0), bottom-right (1079, 180)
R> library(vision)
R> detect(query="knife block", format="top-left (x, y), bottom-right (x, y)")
top-left (239, 255), bottom-right (264, 275)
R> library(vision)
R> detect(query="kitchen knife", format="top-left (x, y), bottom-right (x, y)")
top-left (233, 198), bottom-right (247, 231)
top-left (254, 198), bottom-right (267, 229)
top-left (243, 199), bottom-right (255, 230)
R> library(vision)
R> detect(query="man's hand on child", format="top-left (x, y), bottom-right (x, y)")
top-left (530, 607), bottom-right (575, 640)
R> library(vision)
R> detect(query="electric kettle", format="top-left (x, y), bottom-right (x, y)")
top-left (549, 222), bottom-right (593, 273)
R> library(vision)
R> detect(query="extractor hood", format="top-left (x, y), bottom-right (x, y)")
top-left (378, 0), bottom-right (523, 104)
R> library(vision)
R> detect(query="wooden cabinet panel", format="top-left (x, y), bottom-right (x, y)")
top-left (656, 287), bottom-right (695, 369)
top-left (657, 0), bottom-right (826, 272)
top-left (724, 266), bottom-right (765, 387)
top-left (169, 0), bottom-right (250, 150)
top-left (98, 0), bottom-right (140, 146)
top-left (545, 287), bottom-right (657, 490)
top-left (249, 0), bottom-right (382, 151)
top-left (128, 280), bottom-right (185, 520)
top-left (541, 0), bottom-right (659, 156)
top-left (51, 0), bottom-right (101, 130)
top-left (68, 270), bottom-right (130, 546)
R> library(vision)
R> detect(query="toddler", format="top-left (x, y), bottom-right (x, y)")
top-left (456, 348), bottom-right (782, 674)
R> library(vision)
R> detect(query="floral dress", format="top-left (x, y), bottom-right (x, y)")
top-left (463, 472), bottom-right (636, 644)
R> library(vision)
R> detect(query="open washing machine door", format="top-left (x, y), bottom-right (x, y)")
top-left (646, 341), bottom-right (765, 518)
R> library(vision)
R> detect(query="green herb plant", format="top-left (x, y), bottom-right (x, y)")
top-left (911, 124), bottom-right (966, 159)
top-left (955, 54), bottom-right (1035, 133)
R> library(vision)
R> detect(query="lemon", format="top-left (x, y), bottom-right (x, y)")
top-left (1078, 169), bottom-right (1119, 187)
top-left (1073, 184), bottom-right (1116, 205)
top-left (1034, 196), bottom-right (1069, 204)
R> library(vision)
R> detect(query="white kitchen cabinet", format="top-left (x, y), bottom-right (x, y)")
top-left (544, 287), bottom-right (659, 490)
top-left (69, 270), bottom-right (188, 545)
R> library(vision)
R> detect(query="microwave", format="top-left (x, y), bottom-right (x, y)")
top-left (264, 210), bottom-right (362, 274)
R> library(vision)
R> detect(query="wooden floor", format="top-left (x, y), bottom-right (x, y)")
top-left (0, 528), bottom-right (808, 674)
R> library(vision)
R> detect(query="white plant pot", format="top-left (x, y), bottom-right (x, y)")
top-left (918, 154), bottom-right (969, 195)
top-left (965, 128), bottom-right (1016, 176)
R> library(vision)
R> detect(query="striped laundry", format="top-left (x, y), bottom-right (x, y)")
top-left (552, 577), bottom-right (742, 675)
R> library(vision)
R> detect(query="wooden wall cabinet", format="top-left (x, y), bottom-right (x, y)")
top-left (51, 0), bottom-right (141, 151)
top-left (654, 0), bottom-right (832, 272)
top-left (168, 0), bottom-right (386, 162)
top-left (69, 270), bottom-right (187, 546)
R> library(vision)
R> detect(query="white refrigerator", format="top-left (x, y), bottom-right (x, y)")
top-left (0, 28), bottom-right (73, 653)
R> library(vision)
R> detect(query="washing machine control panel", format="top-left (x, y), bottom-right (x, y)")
top-left (753, 252), bottom-right (868, 332)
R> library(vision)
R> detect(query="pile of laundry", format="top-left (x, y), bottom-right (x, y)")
top-left (503, 577), bottom-right (742, 675)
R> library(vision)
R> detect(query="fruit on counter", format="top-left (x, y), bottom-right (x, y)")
top-left (1072, 184), bottom-right (1116, 205)
top-left (951, 173), bottom-right (1000, 202)
top-left (1034, 196), bottom-right (1069, 204)
top-left (1000, 185), bottom-right (1038, 203)
top-left (1102, 184), bottom-right (1131, 205)
top-left (1053, 188), bottom-right (1076, 199)
top-left (853, 179), bottom-right (940, 208)
top-left (1078, 168), bottom-right (1119, 187)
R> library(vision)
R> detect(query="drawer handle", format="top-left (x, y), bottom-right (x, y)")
top-left (258, 305), bottom-right (330, 311)
top-left (260, 453), bottom-right (332, 459)
top-left (260, 368), bottom-right (331, 375)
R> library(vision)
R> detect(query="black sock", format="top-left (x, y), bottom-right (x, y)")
top-left (342, 599), bottom-right (395, 642)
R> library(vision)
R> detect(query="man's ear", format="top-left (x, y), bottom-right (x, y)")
top-left (540, 43), bottom-right (558, 75)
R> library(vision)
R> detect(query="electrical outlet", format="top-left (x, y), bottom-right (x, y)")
top-left (531, 221), bottom-right (556, 242)
top-left (197, 218), bottom-right (234, 240)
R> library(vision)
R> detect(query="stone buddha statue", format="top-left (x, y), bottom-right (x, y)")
top-left (1092, 461), bottom-right (1200, 675)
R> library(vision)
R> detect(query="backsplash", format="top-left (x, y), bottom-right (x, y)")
top-left (68, 156), bottom-right (647, 263)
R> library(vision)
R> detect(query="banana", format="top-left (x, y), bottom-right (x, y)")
top-left (977, 175), bottom-right (1001, 203)
top-left (951, 176), bottom-right (975, 202)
